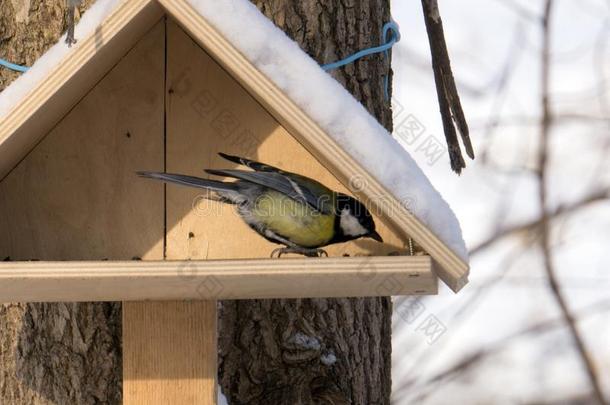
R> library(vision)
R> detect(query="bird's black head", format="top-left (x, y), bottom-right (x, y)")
top-left (335, 194), bottom-right (383, 243)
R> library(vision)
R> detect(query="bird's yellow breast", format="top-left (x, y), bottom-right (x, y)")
top-left (251, 191), bottom-right (335, 248)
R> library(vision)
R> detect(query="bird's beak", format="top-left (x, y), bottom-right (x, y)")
top-left (368, 230), bottom-right (383, 243)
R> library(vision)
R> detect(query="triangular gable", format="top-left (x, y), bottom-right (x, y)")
top-left (0, 0), bottom-right (469, 291)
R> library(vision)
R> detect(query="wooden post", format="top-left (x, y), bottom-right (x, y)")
top-left (121, 18), bottom-right (219, 404)
top-left (123, 301), bottom-right (217, 405)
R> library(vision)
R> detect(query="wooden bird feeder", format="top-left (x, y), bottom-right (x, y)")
top-left (0, 1), bottom-right (469, 403)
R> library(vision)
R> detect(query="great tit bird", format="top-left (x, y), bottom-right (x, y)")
top-left (137, 153), bottom-right (383, 257)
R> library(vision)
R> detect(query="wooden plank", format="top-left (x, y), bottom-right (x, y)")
top-left (163, 20), bottom-right (408, 261)
top-left (0, 19), bottom-right (166, 262)
top-left (0, 0), bottom-right (162, 182)
top-left (125, 19), bottom-right (219, 405)
top-left (123, 301), bottom-right (217, 405)
top-left (0, 256), bottom-right (435, 302)
top-left (158, 0), bottom-right (469, 292)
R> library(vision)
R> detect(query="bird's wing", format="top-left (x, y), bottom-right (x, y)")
top-left (218, 152), bottom-right (283, 173)
top-left (205, 169), bottom-right (334, 214)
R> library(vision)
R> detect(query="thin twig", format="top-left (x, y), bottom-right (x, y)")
top-left (478, 22), bottom-right (526, 165)
top-left (65, 0), bottom-right (82, 47)
top-left (491, 0), bottom-right (541, 23)
top-left (470, 113), bottom-right (610, 130)
top-left (393, 298), bottom-right (610, 402)
top-left (431, 300), bottom-right (610, 386)
top-left (537, 2), bottom-right (607, 404)
top-left (469, 188), bottom-right (609, 255)
top-left (420, 0), bottom-right (474, 174)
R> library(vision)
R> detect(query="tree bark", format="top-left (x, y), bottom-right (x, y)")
top-left (218, 2), bottom-right (394, 404)
top-left (249, 0), bottom-right (393, 130)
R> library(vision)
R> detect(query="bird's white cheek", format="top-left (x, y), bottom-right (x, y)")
top-left (339, 209), bottom-right (368, 237)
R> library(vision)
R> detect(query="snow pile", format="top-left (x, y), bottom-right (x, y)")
top-left (218, 385), bottom-right (228, 405)
top-left (189, 0), bottom-right (468, 260)
top-left (0, 0), bottom-right (467, 261)
top-left (0, 0), bottom-right (123, 118)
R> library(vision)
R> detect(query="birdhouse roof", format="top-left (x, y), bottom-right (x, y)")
top-left (0, 0), bottom-right (469, 291)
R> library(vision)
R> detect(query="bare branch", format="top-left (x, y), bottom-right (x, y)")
top-left (537, 2), bottom-right (607, 404)
top-left (421, 0), bottom-right (474, 174)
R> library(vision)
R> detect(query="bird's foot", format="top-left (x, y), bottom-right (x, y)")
top-left (271, 247), bottom-right (328, 258)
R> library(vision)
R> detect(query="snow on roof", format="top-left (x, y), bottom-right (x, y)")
top-left (0, 0), bottom-right (467, 262)
top-left (0, 0), bottom-right (123, 119)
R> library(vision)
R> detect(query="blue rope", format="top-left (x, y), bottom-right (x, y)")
top-left (1, 23), bottom-right (401, 78)
top-left (321, 21), bottom-right (400, 100)
top-left (0, 58), bottom-right (29, 73)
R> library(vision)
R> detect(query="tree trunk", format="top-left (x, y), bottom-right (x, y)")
top-left (218, 2), bottom-right (394, 404)
top-left (0, 1), bottom-right (393, 404)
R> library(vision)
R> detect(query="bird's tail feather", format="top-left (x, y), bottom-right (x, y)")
top-left (137, 171), bottom-right (239, 194)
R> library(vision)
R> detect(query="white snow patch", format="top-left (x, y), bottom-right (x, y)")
top-left (320, 353), bottom-right (337, 366)
top-left (0, 0), bottom-right (467, 261)
top-left (217, 385), bottom-right (229, 405)
top-left (290, 332), bottom-right (321, 351)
